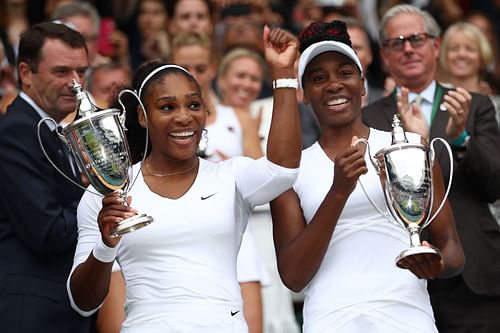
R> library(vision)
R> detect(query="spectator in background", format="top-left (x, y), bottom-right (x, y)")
top-left (0, 0), bottom-right (29, 66)
top-left (362, 5), bottom-right (500, 332)
top-left (50, 1), bottom-right (131, 68)
top-left (343, 16), bottom-right (384, 106)
top-left (465, 11), bottom-right (500, 95)
top-left (438, 20), bottom-right (500, 246)
top-left (0, 39), bottom-right (18, 114)
top-left (168, 0), bottom-right (215, 36)
top-left (171, 32), bottom-right (218, 108)
top-left (130, 0), bottom-right (170, 70)
top-left (438, 22), bottom-right (495, 99)
top-left (51, 1), bottom-right (103, 67)
top-left (87, 62), bottom-right (132, 108)
top-left (0, 21), bottom-right (95, 333)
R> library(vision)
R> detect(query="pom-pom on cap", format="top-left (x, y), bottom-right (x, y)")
top-left (298, 40), bottom-right (364, 89)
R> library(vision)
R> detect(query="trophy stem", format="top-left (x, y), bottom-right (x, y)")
top-left (396, 222), bottom-right (442, 268)
top-left (408, 223), bottom-right (422, 247)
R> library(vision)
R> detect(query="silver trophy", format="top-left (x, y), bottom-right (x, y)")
top-left (355, 115), bottom-right (453, 267)
top-left (38, 80), bottom-right (153, 238)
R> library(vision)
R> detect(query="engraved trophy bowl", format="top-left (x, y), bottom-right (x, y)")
top-left (38, 80), bottom-right (153, 238)
top-left (354, 115), bottom-right (453, 268)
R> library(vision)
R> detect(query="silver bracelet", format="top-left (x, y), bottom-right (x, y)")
top-left (272, 78), bottom-right (299, 90)
top-left (92, 237), bottom-right (119, 263)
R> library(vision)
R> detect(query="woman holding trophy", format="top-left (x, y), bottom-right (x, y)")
top-left (66, 25), bottom-right (301, 332)
top-left (269, 21), bottom-right (465, 332)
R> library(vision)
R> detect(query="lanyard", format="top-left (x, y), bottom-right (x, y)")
top-left (392, 85), bottom-right (444, 126)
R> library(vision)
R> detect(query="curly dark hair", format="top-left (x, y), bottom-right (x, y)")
top-left (298, 20), bottom-right (352, 53)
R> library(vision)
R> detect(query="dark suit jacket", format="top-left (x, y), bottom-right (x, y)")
top-left (362, 83), bottom-right (500, 296)
top-left (0, 96), bottom-right (93, 332)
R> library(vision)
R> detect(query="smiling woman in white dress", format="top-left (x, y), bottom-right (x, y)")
top-left (66, 25), bottom-right (302, 333)
top-left (269, 20), bottom-right (465, 333)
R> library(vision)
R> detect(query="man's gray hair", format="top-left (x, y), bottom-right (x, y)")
top-left (378, 5), bottom-right (441, 45)
top-left (51, 1), bottom-right (101, 35)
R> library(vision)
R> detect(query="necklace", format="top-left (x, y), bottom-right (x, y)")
top-left (144, 159), bottom-right (198, 177)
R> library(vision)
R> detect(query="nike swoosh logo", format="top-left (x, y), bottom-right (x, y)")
top-left (201, 192), bottom-right (217, 200)
top-left (231, 310), bottom-right (240, 316)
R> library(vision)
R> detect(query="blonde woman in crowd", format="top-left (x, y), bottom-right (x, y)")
top-left (438, 21), bottom-right (500, 234)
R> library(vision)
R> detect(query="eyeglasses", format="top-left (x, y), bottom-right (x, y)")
top-left (383, 33), bottom-right (434, 52)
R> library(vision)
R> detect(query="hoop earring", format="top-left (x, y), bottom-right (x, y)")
top-left (197, 128), bottom-right (210, 158)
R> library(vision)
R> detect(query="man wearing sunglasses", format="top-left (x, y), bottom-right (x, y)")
top-left (363, 4), bottom-right (500, 333)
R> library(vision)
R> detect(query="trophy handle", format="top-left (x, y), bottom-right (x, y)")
top-left (352, 138), bottom-right (397, 225)
top-left (37, 118), bottom-right (97, 194)
top-left (117, 88), bottom-right (151, 194)
top-left (425, 137), bottom-right (454, 227)
top-left (352, 138), bottom-right (378, 171)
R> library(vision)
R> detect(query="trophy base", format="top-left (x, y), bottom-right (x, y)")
top-left (110, 214), bottom-right (154, 238)
top-left (395, 246), bottom-right (441, 268)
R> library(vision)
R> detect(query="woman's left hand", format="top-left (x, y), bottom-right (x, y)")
top-left (443, 87), bottom-right (471, 140)
top-left (397, 241), bottom-right (444, 279)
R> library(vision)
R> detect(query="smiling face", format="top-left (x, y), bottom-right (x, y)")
top-left (19, 38), bottom-right (88, 122)
top-left (381, 13), bottom-right (439, 92)
top-left (302, 51), bottom-right (365, 129)
top-left (445, 30), bottom-right (482, 81)
top-left (140, 71), bottom-right (207, 162)
top-left (218, 56), bottom-right (263, 108)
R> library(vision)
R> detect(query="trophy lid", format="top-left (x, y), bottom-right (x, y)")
top-left (391, 114), bottom-right (409, 145)
top-left (72, 79), bottom-right (100, 116)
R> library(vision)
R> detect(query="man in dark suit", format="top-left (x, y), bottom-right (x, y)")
top-left (363, 5), bottom-right (500, 333)
top-left (0, 22), bottom-right (95, 332)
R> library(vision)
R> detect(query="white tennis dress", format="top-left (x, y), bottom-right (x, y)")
top-left (296, 128), bottom-right (438, 333)
top-left (68, 157), bottom-right (297, 332)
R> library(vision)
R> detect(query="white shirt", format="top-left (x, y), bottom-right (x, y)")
top-left (68, 157), bottom-right (298, 330)
top-left (399, 80), bottom-right (436, 126)
top-left (295, 128), bottom-right (437, 332)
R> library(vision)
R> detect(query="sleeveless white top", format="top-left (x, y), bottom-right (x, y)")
top-left (295, 128), bottom-right (438, 333)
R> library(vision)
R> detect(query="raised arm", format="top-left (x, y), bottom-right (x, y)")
top-left (263, 25), bottom-right (301, 168)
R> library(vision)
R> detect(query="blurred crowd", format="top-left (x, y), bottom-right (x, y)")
top-left (1, 0), bottom-right (499, 115)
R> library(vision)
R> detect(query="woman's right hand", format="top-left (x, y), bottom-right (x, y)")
top-left (97, 192), bottom-right (137, 247)
top-left (262, 25), bottom-right (298, 78)
top-left (332, 137), bottom-right (368, 197)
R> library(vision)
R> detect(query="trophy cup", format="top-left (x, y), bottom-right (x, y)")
top-left (38, 80), bottom-right (153, 238)
top-left (355, 115), bottom-right (453, 267)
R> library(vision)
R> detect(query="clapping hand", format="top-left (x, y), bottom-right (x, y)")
top-left (397, 87), bottom-right (429, 141)
top-left (443, 87), bottom-right (471, 140)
